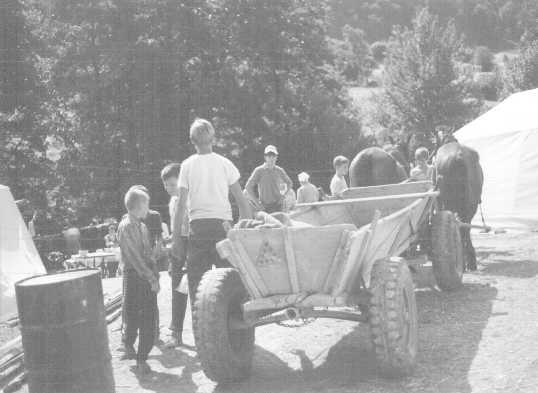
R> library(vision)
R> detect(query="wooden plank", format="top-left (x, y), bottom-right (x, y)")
top-left (387, 211), bottom-right (413, 256)
top-left (332, 229), bottom-right (369, 297)
top-left (342, 181), bottom-right (432, 199)
top-left (232, 239), bottom-right (270, 297)
top-left (295, 191), bottom-right (439, 208)
top-left (227, 241), bottom-right (264, 298)
top-left (243, 293), bottom-right (310, 313)
top-left (242, 293), bottom-right (348, 313)
top-left (299, 294), bottom-right (348, 308)
top-left (0, 338), bottom-right (22, 361)
top-left (218, 239), bottom-right (260, 298)
top-left (290, 204), bottom-right (354, 227)
top-left (219, 239), bottom-right (261, 299)
top-left (342, 210), bottom-right (381, 294)
top-left (323, 230), bottom-right (351, 293)
top-left (283, 228), bottom-right (300, 293)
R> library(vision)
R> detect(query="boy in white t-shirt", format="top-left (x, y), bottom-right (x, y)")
top-left (330, 155), bottom-right (349, 197)
top-left (171, 118), bottom-right (252, 308)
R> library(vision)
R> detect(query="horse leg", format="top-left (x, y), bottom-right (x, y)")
top-left (460, 225), bottom-right (477, 271)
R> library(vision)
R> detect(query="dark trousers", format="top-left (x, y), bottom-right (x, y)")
top-left (123, 269), bottom-right (157, 361)
top-left (262, 201), bottom-right (282, 214)
top-left (187, 219), bottom-right (230, 310)
top-left (169, 236), bottom-right (188, 334)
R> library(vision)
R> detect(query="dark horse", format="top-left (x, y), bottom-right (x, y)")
top-left (434, 141), bottom-right (483, 270)
top-left (383, 138), bottom-right (411, 176)
top-left (349, 147), bottom-right (408, 187)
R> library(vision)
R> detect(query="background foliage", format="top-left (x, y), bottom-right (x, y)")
top-left (1, 0), bottom-right (537, 230)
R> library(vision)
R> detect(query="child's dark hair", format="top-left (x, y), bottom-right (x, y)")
top-left (160, 163), bottom-right (181, 181)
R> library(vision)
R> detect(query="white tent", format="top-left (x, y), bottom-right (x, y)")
top-left (454, 88), bottom-right (538, 230)
top-left (0, 185), bottom-right (46, 321)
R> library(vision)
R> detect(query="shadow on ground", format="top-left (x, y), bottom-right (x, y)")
top-left (479, 260), bottom-right (538, 278)
top-left (132, 349), bottom-right (200, 392)
top-left (476, 248), bottom-right (514, 261)
top-left (215, 282), bottom-right (497, 393)
top-left (476, 246), bottom-right (538, 278)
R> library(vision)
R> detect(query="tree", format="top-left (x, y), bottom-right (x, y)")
top-left (373, 8), bottom-right (480, 149)
top-left (473, 46), bottom-right (495, 72)
top-left (371, 41), bottom-right (388, 63)
top-left (502, 39), bottom-right (538, 96)
top-left (329, 25), bottom-right (374, 83)
top-left (33, 0), bottom-right (361, 224)
top-left (0, 0), bottom-right (51, 206)
top-left (206, 0), bottom-right (361, 174)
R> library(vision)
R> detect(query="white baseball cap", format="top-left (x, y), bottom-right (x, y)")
top-left (298, 172), bottom-right (309, 182)
top-left (264, 145), bottom-right (278, 155)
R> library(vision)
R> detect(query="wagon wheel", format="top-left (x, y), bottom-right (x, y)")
top-left (430, 210), bottom-right (464, 291)
top-left (193, 268), bottom-right (255, 383)
top-left (368, 258), bottom-right (418, 377)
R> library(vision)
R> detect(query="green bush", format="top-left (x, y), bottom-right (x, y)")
top-left (473, 72), bottom-right (500, 101)
top-left (473, 46), bottom-right (495, 72)
top-left (371, 41), bottom-right (387, 63)
top-left (502, 40), bottom-right (538, 96)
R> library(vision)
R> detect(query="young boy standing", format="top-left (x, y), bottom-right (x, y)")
top-left (171, 118), bottom-right (252, 311)
top-left (245, 145), bottom-right (293, 213)
top-left (126, 185), bottom-right (163, 346)
top-left (117, 188), bottom-right (160, 374)
top-left (160, 163), bottom-right (188, 348)
top-left (296, 172), bottom-right (319, 204)
top-left (330, 155), bottom-right (349, 197)
top-left (410, 147), bottom-right (433, 181)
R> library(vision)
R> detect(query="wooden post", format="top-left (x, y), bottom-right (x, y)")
top-left (336, 210), bottom-right (381, 296)
top-left (323, 229), bottom-right (350, 293)
top-left (283, 227), bottom-right (300, 293)
top-left (295, 191), bottom-right (439, 208)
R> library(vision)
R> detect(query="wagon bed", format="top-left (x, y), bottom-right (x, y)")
top-left (217, 181), bottom-right (436, 310)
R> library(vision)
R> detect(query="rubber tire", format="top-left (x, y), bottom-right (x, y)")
top-left (430, 210), bottom-right (464, 291)
top-left (193, 268), bottom-right (255, 383)
top-left (368, 258), bottom-right (418, 378)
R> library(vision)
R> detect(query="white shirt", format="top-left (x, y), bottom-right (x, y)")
top-left (178, 152), bottom-right (240, 221)
top-left (330, 174), bottom-right (348, 196)
top-left (410, 165), bottom-right (433, 182)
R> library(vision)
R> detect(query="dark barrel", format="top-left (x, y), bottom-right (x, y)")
top-left (15, 269), bottom-right (115, 393)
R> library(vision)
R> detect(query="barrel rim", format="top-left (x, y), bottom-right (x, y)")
top-left (15, 268), bottom-right (101, 288)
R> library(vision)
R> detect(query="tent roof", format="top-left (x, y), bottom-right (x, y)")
top-left (0, 185), bottom-right (46, 322)
top-left (455, 88), bottom-right (538, 140)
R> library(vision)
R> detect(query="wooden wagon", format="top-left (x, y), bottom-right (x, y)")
top-left (192, 181), bottom-right (465, 383)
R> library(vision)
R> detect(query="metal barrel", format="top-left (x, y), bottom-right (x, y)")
top-left (15, 269), bottom-right (115, 393)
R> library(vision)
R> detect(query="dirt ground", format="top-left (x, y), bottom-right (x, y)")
top-left (17, 231), bottom-right (538, 393)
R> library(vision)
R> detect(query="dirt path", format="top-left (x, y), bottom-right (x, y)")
top-left (37, 231), bottom-right (538, 393)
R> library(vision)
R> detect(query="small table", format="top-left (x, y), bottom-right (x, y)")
top-left (67, 251), bottom-right (120, 277)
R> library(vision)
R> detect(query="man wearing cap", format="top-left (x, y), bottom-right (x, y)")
top-left (245, 145), bottom-right (294, 214)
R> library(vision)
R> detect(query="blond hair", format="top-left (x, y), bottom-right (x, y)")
top-left (414, 147), bottom-right (429, 161)
top-left (333, 155), bottom-right (349, 170)
top-left (189, 118), bottom-right (215, 146)
top-left (124, 188), bottom-right (149, 212)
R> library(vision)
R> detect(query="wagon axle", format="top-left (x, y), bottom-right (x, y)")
top-left (231, 306), bottom-right (369, 330)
